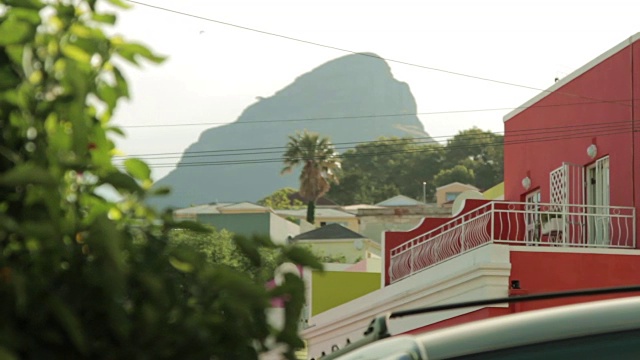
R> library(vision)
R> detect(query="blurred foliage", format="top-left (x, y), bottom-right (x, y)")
top-left (257, 187), bottom-right (304, 210)
top-left (328, 129), bottom-right (503, 204)
top-left (168, 228), bottom-right (281, 283)
top-left (0, 1), bottom-right (320, 359)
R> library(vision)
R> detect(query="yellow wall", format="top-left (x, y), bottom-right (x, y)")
top-left (311, 271), bottom-right (381, 316)
top-left (483, 182), bottom-right (505, 200)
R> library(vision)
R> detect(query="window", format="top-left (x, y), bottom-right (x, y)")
top-left (446, 192), bottom-right (461, 202)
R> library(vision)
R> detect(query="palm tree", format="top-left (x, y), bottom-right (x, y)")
top-left (281, 131), bottom-right (341, 223)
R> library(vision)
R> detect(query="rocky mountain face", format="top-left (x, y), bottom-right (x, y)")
top-left (151, 53), bottom-right (433, 209)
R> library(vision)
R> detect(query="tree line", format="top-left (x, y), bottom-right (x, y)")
top-left (279, 128), bottom-right (503, 213)
top-left (328, 128), bottom-right (504, 205)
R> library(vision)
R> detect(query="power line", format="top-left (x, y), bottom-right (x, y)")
top-left (114, 119), bottom-right (633, 159)
top-left (126, 1), bottom-right (630, 108)
top-left (118, 98), bottom-right (635, 129)
top-left (115, 125), bottom-right (633, 168)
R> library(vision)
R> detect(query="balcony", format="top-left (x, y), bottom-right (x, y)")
top-left (389, 201), bottom-right (636, 284)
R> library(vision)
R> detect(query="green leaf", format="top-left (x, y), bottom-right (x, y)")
top-left (0, 164), bottom-right (56, 187)
top-left (169, 256), bottom-right (194, 273)
top-left (0, 346), bottom-right (18, 360)
top-left (283, 246), bottom-right (323, 270)
top-left (116, 42), bottom-right (166, 65)
top-left (8, 8), bottom-right (41, 25)
top-left (101, 172), bottom-right (144, 195)
top-left (92, 13), bottom-right (117, 25)
top-left (87, 215), bottom-right (127, 282)
top-left (124, 158), bottom-right (150, 181)
top-left (113, 68), bottom-right (130, 98)
top-left (106, 126), bottom-right (126, 137)
top-left (166, 220), bottom-right (211, 233)
top-left (97, 82), bottom-right (118, 109)
top-left (5, 44), bottom-right (24, 65)
top-left (0, 19), bottom-right (35, 46)
top-left (233, 235), bottom-right (262, 267)
top-left (4, 0), bottom-right (44, 10)
top-left (61, 43), bottom-right (91, 63)
top-left (48, 296), bottom-right (88, 354)
top-left (149, 186), bottom-right (171, 196)
top-left (251, 234), bottom-right (278, 248)
top-left (0, 64), bottom-right (21, 90)
top-left (106, 0), bottom-right (132, 9)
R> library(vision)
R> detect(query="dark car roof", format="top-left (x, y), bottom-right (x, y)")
top-left (417, 296), bottom-right (640, 359)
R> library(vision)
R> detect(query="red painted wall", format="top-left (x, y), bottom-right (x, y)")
top-left (633, 41), bottom-right (640, 243)
top-left (508, 250), bottom-right (640, 310)
top-left (504, 40), bottom-right (638, 247)
top-left (401, 250), bottom-right (640, 336)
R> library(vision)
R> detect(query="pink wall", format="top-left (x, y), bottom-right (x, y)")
top-left (633, 41), bottom-right (640, 242)
top-left (508, 251), bottom-right (640, 311)
top-left (504, 41), bottom-right (638, 248)
top-left (505, 45), bottom-right (634, 205)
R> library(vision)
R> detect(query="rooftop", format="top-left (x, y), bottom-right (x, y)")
top-left (293, 223), bottom-right (366, 241)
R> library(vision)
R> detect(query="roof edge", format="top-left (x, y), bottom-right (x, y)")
top-left (503, 32), bottom-right (640, 122)
top-left (435, 182), bottom-right (479, 191)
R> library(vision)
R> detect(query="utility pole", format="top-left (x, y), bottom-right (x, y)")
top-left (423, 181), bottom-right (427, 204)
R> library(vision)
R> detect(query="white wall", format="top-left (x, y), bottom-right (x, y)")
top-left (301, 244), bottom-right (512, 359)
top-left (269, 213), bottom-right (301, 244)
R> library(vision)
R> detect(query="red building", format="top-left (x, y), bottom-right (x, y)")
top-left (303, 34), bottom-right (640, 359)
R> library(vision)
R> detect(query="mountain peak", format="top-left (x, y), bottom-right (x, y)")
top-left (152, 54), bottom-right (433, 208)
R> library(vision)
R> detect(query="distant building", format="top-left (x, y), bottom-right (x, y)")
top-left (291, 223), bottom-right (380, 264)
top-left (344, 195), bottom-right (450, 242)
top-left (435, 182), bottom-right (479, 207)
top-left (275, 208), bottom-right (359, 232)
top-left (173, 202), bottom-right (299, 244)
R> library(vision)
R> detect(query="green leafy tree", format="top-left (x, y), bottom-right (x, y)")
top-left (329, 130), bottom-right (503, 205)
top-left (168, 227), bottom-right (280, 282)
top-left (330, 138), bottom-right (445, 204)
top-left (258, 187), bottom-right (304, 210)
top-left (445, 127), bottom-right (504, 190)
top-left (281, 131), bottom-right (341, 223)
top-left (0, 1), bottom-right (320, 359)
top-left (432, 164), bottom-right (476, 187)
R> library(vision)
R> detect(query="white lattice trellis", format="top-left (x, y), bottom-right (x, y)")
top-left (550, 165), bottom-right (567, 210)
top-left (549, 162), bottom-right (586, 244)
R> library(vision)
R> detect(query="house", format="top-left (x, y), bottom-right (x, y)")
top-left (344, 197), bottom-right (450, 242)
top-left (435, 182), bottom-right (480, 207)
top-left (302, 33), bottom-right (640, 359)
top-left (173, 202), bottom-right (300, 244)
top-left (375, 195), bottom-right (425, 207)
top-left (291, 223), bottom-right (380, 264)
top-left (275, 208), bottom-right (359, 232)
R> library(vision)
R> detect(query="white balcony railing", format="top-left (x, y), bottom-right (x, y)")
top-left (389, 201), bottom-right (636, 283)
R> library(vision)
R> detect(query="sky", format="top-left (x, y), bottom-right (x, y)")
top-left (109, 0), bottom-right (640, 181)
